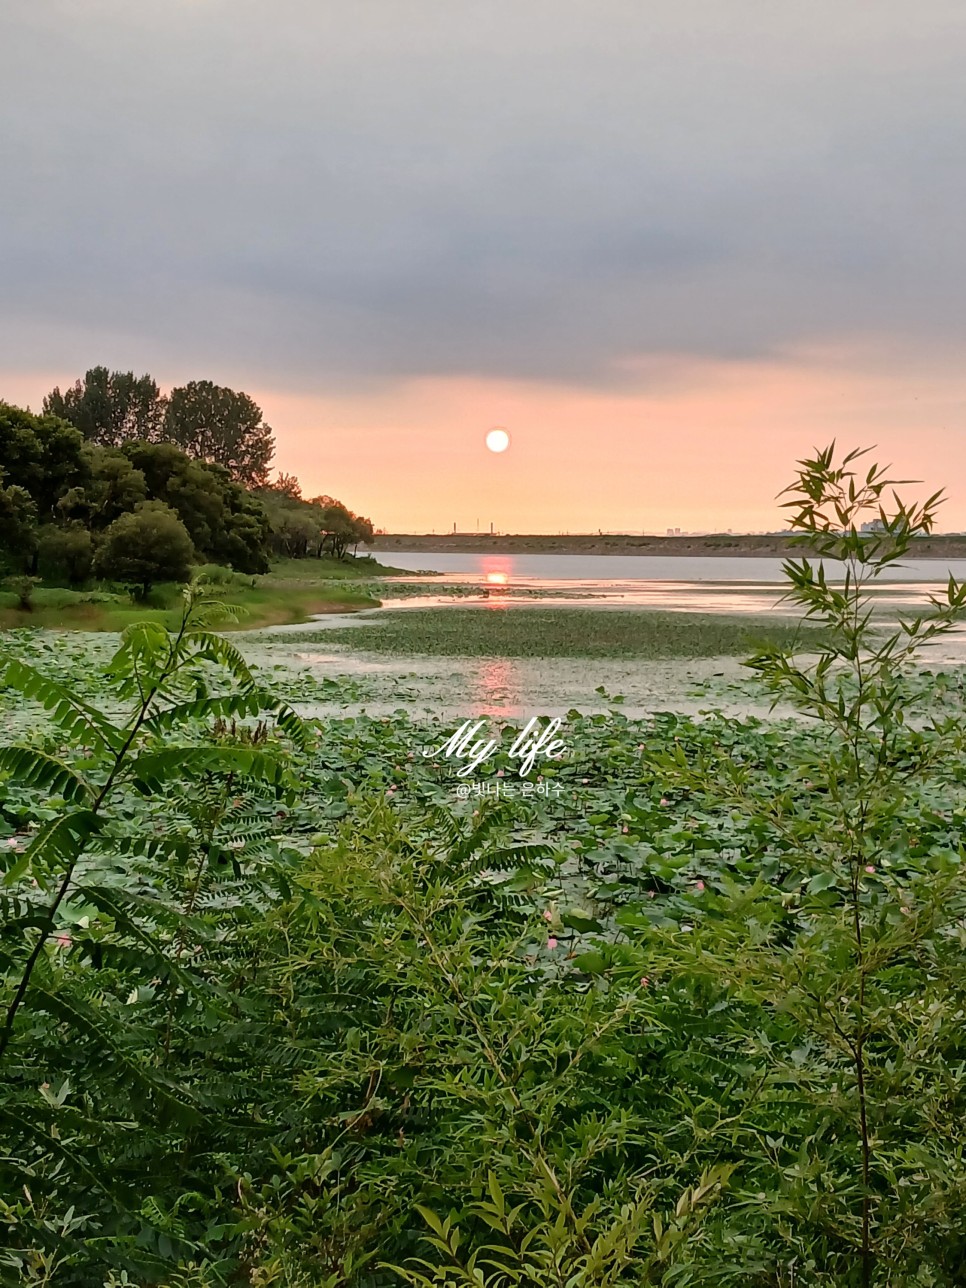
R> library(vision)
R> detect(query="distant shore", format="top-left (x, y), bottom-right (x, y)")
top-left (372, 532), bottom-right (966, 559)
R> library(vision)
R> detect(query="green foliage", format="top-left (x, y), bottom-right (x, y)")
top-left (258, 484), bottom-right (375, 561)
top-left (121, 440), bottom-right (271, 575)
top-left (321, 605), bottom-right (824, 659)
top-left (93, 502), bottom-right (195, 598)
top-left (0, 583), bottom-right (309, 1281)
top-left (0, 395), bottom-right (375, 587)
top-left (0, 445), bottom-right (964, 1285)
top-left (2, 576), bottom-right (39, 612)
top-left (56, 446), bottom-right (149, 532)
top-left (163, 380), bottom-right (275, 488)
top-left (36, 524), bottom-right (94, 587)
top-left (43, 366), bottom-right (166, 446)
top-left (642, 445), bottom-right (966, 1284)
top-left (0, 487), bottom-right (38, 574)
top-left (0, 402), bottom-right (87, 524)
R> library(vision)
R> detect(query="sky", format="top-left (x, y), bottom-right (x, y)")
top-left (2, 0), bottom-right (965, 532)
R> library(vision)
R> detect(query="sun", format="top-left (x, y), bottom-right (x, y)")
top-left (485, 427), bottom-right (510, 453)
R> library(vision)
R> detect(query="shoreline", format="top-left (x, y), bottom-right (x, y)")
top-left (372, 533), bottom-right (966, 559)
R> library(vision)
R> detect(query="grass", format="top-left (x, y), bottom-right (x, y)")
top-left (264, 554), bottom-right (415, 582)
top-left (317, 605), bottom-right (826, 660)
top-left (0, 555), bottom-right (407, 633)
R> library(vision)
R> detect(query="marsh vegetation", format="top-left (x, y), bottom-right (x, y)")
top-left (2, 449), bottom-right (966, 1286)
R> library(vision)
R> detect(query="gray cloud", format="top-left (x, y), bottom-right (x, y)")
top-left (2, 0), bottom-right (965, 392)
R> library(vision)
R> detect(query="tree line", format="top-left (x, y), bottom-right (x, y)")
top-left (43, 367), bottom-right (275, 488)
top-left (0, 367), bottom-right (375, 598)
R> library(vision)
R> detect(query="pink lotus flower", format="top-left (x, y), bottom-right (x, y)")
top-left (581, 777), bottom-right (589, 784)
top-left (660, 798), bottom-right (669, 806)
top-left (542, 909), bottom-right (553, 922)
top-left (54, 934), bottom-right (71, 949)
top-left (546, 937), bottom-right (558, 950)
top-left (865, 864), bottom-right (876, 874)
top-left (622, 825), bottom-right (629, 834)
top-left (640, 976), bottom-right (650, 988)
top-left (695, 880), bottom-right (705, 892)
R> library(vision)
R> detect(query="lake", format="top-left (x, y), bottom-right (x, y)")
top-left (381, 551), bottom-right (966, 582)
top-left (254, 549), bottom-right (966, 722)
top-left (371, 551), bottom-right (966, 617)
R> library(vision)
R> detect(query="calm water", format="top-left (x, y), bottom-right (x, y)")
top-left (255, 549), bottom-right (966, 721)
top-left (370, 551), bottom-right (966, 617)
top-left (382, 551), bottom-right (966, 583)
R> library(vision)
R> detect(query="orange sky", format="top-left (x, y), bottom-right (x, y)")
top-left (3, 354), bottom-right (964, 534)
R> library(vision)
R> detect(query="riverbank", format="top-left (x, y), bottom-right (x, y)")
top-left (0, 555), bottom-right (407, 632)
top-left (372, 532), bottom-right (966, 558)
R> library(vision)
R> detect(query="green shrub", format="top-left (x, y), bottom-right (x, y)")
top-left (93, 500), bottom-right (194, 600)
top-left (36, 523), bottom-right (94, 586)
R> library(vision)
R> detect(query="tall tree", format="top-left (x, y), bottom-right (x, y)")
top-left (163, 381), bottom-right (275, 487)
top-left (0, 402), bottom-right (86, 522)
top-left (43, 367), bottom-right (166, 446)
top-left (0, 485), bottom-right (38, 573)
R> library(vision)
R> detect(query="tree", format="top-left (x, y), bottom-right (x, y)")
top-left (351, 512), bottom-right (374, 556)
top-left (93, 501), bottom-right (194, 599)
top-left (312, 496), bottom-right (375, 559)
top-left (0, 485), bottom-right (38, 573)
top-left (163, 381), bottom-right (275, 487)
top-left (121, 441), bottom-right (270, 574)
top-left (0, 402), bottom-right (88, 529)
top-left (37, 523), bottom-right (94, 586)
top-left (57, 447), bottom-right (148, 532)
top-left (43, 367), bottom-right (166, 446)
top-left (264, 504), bottom-right (320, 559)
top-left (271, 472), bottom-right (302, 501)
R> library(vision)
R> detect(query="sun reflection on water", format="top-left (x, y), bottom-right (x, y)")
top-left (471, 656), bottom-right (522, 719)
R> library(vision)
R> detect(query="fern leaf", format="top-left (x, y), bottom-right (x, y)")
top-left (141, 689), bottom-right (264, 735)
top-left (181, 630), bottom-right (255, 685)
top-left (0, 1106), bottom-right (120, 1199)
top-left (259, 695), bottom-right (313, 750)
top-left (0, 657), bottom-right (123, 752)
top-left (127, 746), bottom-right (293, 793)
top-left (0, 746), bottom-right (93, 805)
top-left (4, 809), bottom-right (100, 886)
top-left (74, 884), bottom-right (217, 997)
top-left (26, 985), bottom-right (203, 1127)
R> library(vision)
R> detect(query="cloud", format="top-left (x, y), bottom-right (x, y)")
top-left (1, 0), bottom-right (965, 392)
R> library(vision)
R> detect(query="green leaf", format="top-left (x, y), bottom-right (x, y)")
top-left (807, 871), bottom-right (838, 893)
top-left (0, 656), bottom-right (123, 753)
top-left (0, 746), bottom-right (93, 806)
top-left (5, 809), bottom-right (100, 885)
top-left (127, 746), bottom-right (293, 793)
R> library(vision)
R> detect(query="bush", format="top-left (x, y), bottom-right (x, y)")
top-left (193, 562), bottom-right (242, 587)
top-left (1, 574), bottom-right (39, 611)
top-left (36, 523), bottom-right (94, 586)
top-left (93, 500), bottom-right (194, 599)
